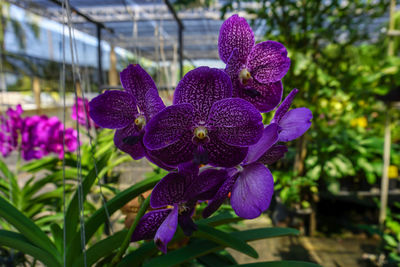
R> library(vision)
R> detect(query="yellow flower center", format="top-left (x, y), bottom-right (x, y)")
top-left (194, 126), bottom-right (208, 140)
top-left (134, 115), bottom-right (146, 130)
top-left (239, 68), bottom-right (252, 85)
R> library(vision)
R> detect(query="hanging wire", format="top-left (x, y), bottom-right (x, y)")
top-left (63, 1), bottom-right (87, 266)
top-left (63, 0), bottom-right (114, 237)
top-left (68, 19), bottom-right (114, 237)
top-left (60, 2), bottom-right (67, 266)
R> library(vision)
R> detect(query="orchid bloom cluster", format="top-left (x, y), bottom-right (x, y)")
top-left (89, 14), bottom-right (312, 253)
top-left (0, 105), bottom-right (78, 160)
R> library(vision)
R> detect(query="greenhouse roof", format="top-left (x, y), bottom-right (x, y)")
top-left (8, 0), bottom-right (266, 61)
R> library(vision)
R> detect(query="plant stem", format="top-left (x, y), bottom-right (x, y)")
top-left (109, 194), bottom-right (150, 266)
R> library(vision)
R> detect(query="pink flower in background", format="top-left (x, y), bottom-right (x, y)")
top-left (0, 105), bottom-right (78, 160)
top-left (71, 97), bottom-right (99, 129)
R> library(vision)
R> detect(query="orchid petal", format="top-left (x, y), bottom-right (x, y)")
top-left (131, 209), bottom-right (171, 242)
top-left (173, 67), bottom-right (232, 122)
top-left (208, 98), bottom-right (263, 147)
top-left (151, 172), bottom-right (191, 209)
top-left (278, 107), bottom-right (312, 142)
top-left (154, 206), bottom-right (178, 254)
top-left (231, 163), bottom-right (274, 219)
top-left (89, 90), bottom-right (137, 129)
top-left (258, 145), bottom-right (288, 165)
top-left (205, 132), bottom-right (249, 167)
top-left (245, 123), bottom-right (279, 164)
top-left (120, 64), bottom-right (158, 113)
top-left (144, 88), bottom-right (165, 120)
top-left (185, 168), bottom-right (229, 201)
top-left (203, 172), bottom-right (239, 218)
top-left (218, 14), bottom-right (254, 64)
top-left (143, 103), bottom-right (194, 150)
top-left (239, 80), bottom-right (283, 113)
top-left (147, 131), bottom-right (196, 167)
top-left (114, 124), bottom-right (145, 160)
top-left (272, 88), bottom-right (298, 124)
top-left (247, 41), bottom-right (290, 83)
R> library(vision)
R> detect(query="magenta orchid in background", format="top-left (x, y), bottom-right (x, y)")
top-left (219, 14), bottom-right (291, 112)
top-left (131, 163), bottom-right (228, 253)
top-left (144, 67), bottom-right (264, 168)
top-left (71, 97), bottom-right (98, 129)
top-left (0, 105), bottom-right (78, 160)
top-left (89, 64), bottom-right (165, 162)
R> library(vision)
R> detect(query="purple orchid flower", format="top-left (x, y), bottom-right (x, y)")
top-left (203, 89), bottom-right (312, 219)
top-left (143, 66), bottom-right (264, 168)
top-left (271, 88), bottom-right (313, 142)
top-left (89, 64), bottom-right (165, 162)
top-left (131, 163), bottom-right (228, 253)
top-left (219, 14), bottom-right (291, 112)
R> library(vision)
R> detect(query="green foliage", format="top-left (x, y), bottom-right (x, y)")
top-left (222, 0), bottom-right (400, 207)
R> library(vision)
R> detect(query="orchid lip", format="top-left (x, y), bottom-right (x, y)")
top-left (134, 115), bottom-right (146, 130)
top-left (239, 68), bottom-right (252, 85)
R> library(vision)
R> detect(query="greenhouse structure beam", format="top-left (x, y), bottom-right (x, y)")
top-left (164, 0), bottom-right (184, 78)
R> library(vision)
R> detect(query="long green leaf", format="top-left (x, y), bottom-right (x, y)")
top-left (72, 230), bottom-right (127, 266)
top-left (197, 251), bottom-right (237, 266)
top-left (65, 152), bottom-right (110, 245)
top-left (230, 261), bottom-right (321, 267)
top-left (116, 242), bottom-right (159, 267)
top-left (0, 230), bottom-right (61, 267)
top-left (84, 175), bottom-right (162, 242)
top-left (142, 227), bottom-right (299, 267)
top-left (0, 195), bottom-right (59, 258)
top-left (66, 157), bottom-right (158, 264)
top-left (197, 211), bottom-right (243, 226)
top-left (50, 223), bottom-right (63, 253)
top-left (20, 157), bottom-right (59, 172)
top-left (194, 224), bottom-right (258, 258)
top-left (64, 153), bottom-right (111, 266)
top-left (0, 159), bottom-right (20, 202)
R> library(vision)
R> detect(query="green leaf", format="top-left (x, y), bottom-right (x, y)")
top-left (0, 159), bottom-right (20, 202)
top-left (64, 152), bottom-right (111, 265)
top-left (194, 224), bottom-right (258, 258)
top-left (117, 242), bottom-right (159, 267)
top-left (72, 230), bottom-right (128, 266)
top-left (142, 227), bottom-right (298, 267)
top-left (65, 152), bottom-right (111, 245)
top-left (50, 223), bottom-right (63, 253)
top-left (21, 157), bottom-right (59, 172)
top-left (0, 230), bottom-right (61, 267)
top-left (229, 261), bottom-right (321, 267)
top-left (197, 211), bottom-right (243, 226)
top-left (67, 175), bottom-right (162, 265)
top-left (84, 175), bottom-right (162, 242)
top-left (197, 251), bottom-right (237, 266)
top-left (0, 195), bottom-right (58, 258)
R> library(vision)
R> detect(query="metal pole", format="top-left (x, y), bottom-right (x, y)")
top-left (164, 0), bottom-right (184, 79)
top-left (178, 25), bottom-right (183, 79)
top-left (379, 0), bottom-right (396, 227)
top-left (97, 24), bottom-right (103, 87)
top-left (379, 108), bottom-right (392, 226)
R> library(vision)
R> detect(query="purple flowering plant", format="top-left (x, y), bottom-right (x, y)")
top-left (88, 14), bottom-right (312, 258)
top-left (0, 105), bottom-right (78, 160)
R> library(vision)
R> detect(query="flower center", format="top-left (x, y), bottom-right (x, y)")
top-left (194, 126), bottom-right (208, 140)
top-left (134, 115), bottom-right (146, 130)
top-left (239, 68), bottom-right (252, 85)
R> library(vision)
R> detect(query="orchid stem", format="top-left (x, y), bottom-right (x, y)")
top-left (109, 194), bottom-right (150, 266)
